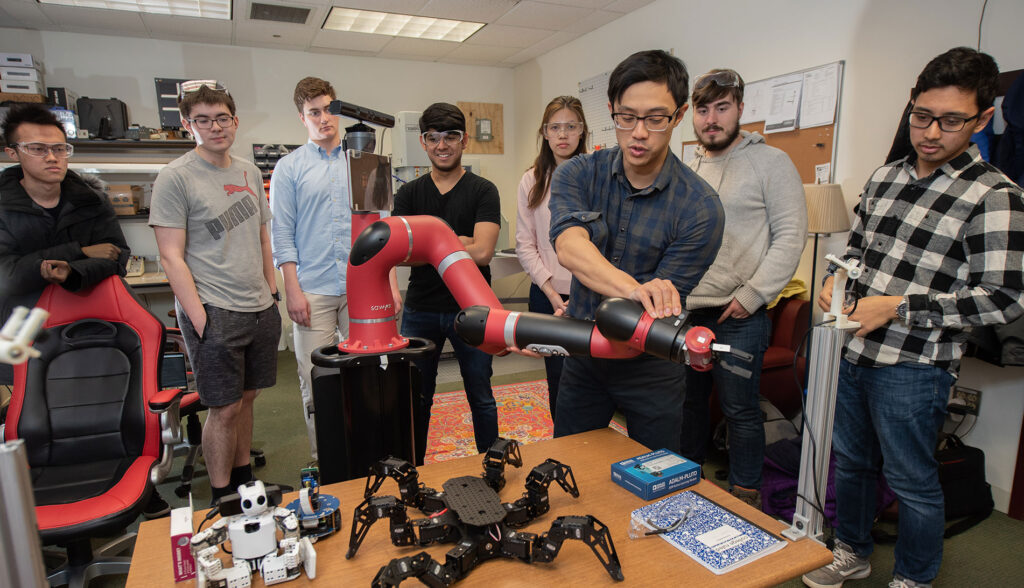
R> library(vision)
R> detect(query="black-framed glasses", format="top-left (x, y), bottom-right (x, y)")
top-left (542, 122), bottom-right (584, 137)
top-left (907, 110), bottom-right (980, 132)
top-left (611, 109), bottom-right (679, 132)
top-left (177, 79), bottom-right (228, 101)
top-left (421, 130), bottom-right (465, 146)
top-left (186, 115), bottom-right (236, 130)
top-left (10, 142), bottom-right (73, 158)
top-left (694, 71), bottom-right (740, 91)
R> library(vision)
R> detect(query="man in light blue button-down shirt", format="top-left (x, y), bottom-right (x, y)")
top-left (270, 77), bottom-right (391, 460)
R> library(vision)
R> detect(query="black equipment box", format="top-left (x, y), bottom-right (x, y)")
top-left (76, 97), bottom-right (129, 139)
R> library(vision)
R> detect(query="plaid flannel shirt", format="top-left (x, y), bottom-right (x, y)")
top-left (835, 145), bottom-right (1024, 373)
top-left (549, 146), bottom-right (724, 321)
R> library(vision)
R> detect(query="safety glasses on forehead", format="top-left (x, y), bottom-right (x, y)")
top-left (694, 71), bottom-right (740, 91)
top-left (177, 80), bottom-right (228, 100)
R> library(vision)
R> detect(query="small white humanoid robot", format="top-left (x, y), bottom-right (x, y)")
top-left (191, 480), bottom-right (317, 588)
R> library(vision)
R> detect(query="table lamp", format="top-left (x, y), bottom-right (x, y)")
top-left (805, 183), bottom-right (851, 315)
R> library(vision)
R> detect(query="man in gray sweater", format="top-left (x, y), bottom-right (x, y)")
top-left (679, 68), bottom-right (807, 508)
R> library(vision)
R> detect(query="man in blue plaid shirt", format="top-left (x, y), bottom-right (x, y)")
top-left (804, 48), bottom-right (1024, 588)
top-left (548, 50), bottom-right (724, 453)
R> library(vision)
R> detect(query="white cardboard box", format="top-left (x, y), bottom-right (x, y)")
top-left (169, 500), bottom-right (196, 582)
top-left (0, 67), bottom-right (42, 82)
top-left (0, 79), bottom-right (43, 94)
top-left (0, 53), bottom-right (42, 68)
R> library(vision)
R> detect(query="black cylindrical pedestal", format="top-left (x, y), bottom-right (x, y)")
top-left (311, 338), bottom-right (435, 485)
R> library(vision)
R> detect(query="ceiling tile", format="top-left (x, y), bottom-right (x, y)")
top-left (37, 4), bottom-right (145, 31)
top-left (142, 13), bottom-right (233, 38)
top-left (464, 24), bottom-right (555, 49)
top-left (377, 36), bottom-right (458, 59)
top-left (234, 19), bottom-right (316, 48)
top-left (539, 0), bottom-right (616, 8)
top-left (0, 0), bottom-right (55, 28)
top-left (418, 0), bottom-right (518, 23)
top-left (501, 30), bottom-right (579, 65)
top-left (494, 1), bottom-right (590, 30)
top-left (603, 0), bottom-right (655, 13)
top-left (310, 29), bottom-right (392, 52)
top-left (565, 9), bottom-right (621, 34)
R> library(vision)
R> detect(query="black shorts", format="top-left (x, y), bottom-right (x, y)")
top-left (177, 303), bottom-right (281, 407)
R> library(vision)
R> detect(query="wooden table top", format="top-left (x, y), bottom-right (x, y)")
top-left (126, 428), bottom-right (830, 587)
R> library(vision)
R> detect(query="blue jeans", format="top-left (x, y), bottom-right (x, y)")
top-left (554, 354), bottom-right (686, 453)
top-left (528, 283), bottom-right (567, 421)
top-left (679, 308), bottom-right (770, 489)
top-left (833, 359), bottom-right (953, 584)
top-left (401, 307), bottom-right (497, 462)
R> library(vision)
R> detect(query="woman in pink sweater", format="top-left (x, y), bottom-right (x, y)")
top-left (514, 95), bottom-right (588, 420)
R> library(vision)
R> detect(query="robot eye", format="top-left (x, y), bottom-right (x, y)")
top-left (243, 499), bottom-right (252, 509)
top-left (257, 496), bottom-right (266, 505)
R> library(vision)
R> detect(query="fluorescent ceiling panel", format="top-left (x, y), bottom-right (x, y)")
top-left (323, 7), bottom-right (483, 43)
top-left (36, 0), bottom-right (231, 20)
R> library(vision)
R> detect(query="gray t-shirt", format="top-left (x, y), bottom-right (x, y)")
top-left (149, 150), bottom-right (273, 312)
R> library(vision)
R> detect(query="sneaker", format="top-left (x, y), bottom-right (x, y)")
top-left (730, 486), bottom-right (762, 510)
top-left (143, 491), bottom-right (171, 520)
top-left (889, 576), bottom-right (931, 588)
top-left (802, 539), bottom-right (871, 588)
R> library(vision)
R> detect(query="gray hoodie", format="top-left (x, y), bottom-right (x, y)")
top-left (686, 131), bottom-right (807, 312)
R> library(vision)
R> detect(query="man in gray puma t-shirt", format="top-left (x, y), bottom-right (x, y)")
top-left (149, 81), bottom-right (281, 504)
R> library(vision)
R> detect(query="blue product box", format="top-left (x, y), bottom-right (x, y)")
top-left (611, 449), bottom-right (701, 500)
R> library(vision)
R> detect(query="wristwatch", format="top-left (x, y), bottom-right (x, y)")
top-left (271, 291), bottom-right (281, 302)
top-left (895, 297), bottom-right (908, 323)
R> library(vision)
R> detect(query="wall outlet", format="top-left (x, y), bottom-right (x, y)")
top-left (951, 386), bottom-right (981, 416)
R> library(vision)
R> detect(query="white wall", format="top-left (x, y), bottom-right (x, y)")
top-left (513, 0), bottom-right (1024, 511)
top-left (0, 27), bottom-right (522, 242)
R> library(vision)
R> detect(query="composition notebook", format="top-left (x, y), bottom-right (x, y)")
top-left (630, 490), bottom-right (787, 575)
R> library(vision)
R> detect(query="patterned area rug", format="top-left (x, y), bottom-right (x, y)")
top-left (424, 380), bottom-right (628, 463)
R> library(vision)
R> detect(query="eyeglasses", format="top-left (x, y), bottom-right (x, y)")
top-left (10, 142), bottom-right (74, 158)
top-left (694, 71), bottom-right (740, 91)
top-left (611, 109), bottom-right (679, 132)
top-left (907, 110), bottom-right (980, 133)
top-left (542, 122), bottom-right (584, 137)
top-left (186, 115), bottom-right (236, 130)
top-left (421, 130), bottom-right (465, 147)
top-left (177, 79), bottom-right (228, 101)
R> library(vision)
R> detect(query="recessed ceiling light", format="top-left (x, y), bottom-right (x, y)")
top-left (36, 0), bottom-right (232, 20)
top-left (323, 7), bottom-right (483, 43)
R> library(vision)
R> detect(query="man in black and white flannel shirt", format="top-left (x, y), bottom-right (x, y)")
top-left (803, 48), bottom-right (1024, 588)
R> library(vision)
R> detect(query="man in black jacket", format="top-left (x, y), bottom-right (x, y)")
top-left (0, 105), bottom-right (173, 517)
top-left (0, 104), bottom-right (129, 322)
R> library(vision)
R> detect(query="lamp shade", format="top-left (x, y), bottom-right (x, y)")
top-left (804, 183), bottom-right (851, 235)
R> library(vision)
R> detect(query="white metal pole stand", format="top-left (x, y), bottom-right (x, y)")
top-left (782, 254), bottom-right (861, 543)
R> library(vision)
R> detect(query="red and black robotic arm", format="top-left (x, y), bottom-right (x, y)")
top-left (341, 214), bottom-right (729, 369)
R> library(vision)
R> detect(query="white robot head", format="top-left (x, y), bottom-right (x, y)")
top-left (238, 480), bottom-right (271, 517)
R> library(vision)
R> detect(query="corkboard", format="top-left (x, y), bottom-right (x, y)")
top-left (457, 101), bottom-right (504, 155)
top-left (683, 122), bottom-right (835, 184)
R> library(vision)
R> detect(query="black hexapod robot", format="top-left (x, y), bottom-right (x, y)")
top-left (346, 438), bottom-right (624, 586)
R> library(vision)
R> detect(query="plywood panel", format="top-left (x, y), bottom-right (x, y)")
top-left (457, 101), bottom-right (504, 155)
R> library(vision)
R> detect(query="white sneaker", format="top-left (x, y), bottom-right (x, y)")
top-left (802, 539), bottom-right (871, 588)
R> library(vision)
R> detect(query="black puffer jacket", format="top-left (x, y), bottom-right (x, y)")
top-left (0, 165), bottom-right (130, 322)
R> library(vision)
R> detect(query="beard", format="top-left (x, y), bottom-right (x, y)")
top-left (697, 123), bottom-right (740, 152)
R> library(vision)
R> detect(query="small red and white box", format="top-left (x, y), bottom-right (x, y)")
top-left (169, 498), bottom-right (196, 582)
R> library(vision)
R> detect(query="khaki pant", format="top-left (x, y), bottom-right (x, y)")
top-left (292, 292), bottom-right (349, 460)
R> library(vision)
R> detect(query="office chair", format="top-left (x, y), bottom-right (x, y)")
top-left (3, 276), bottom-right (183, 588)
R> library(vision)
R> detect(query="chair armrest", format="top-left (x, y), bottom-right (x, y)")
top-left (770, 297), bottom-right (810, 352)
top-left (149, 388), bottom-right (184, 413)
